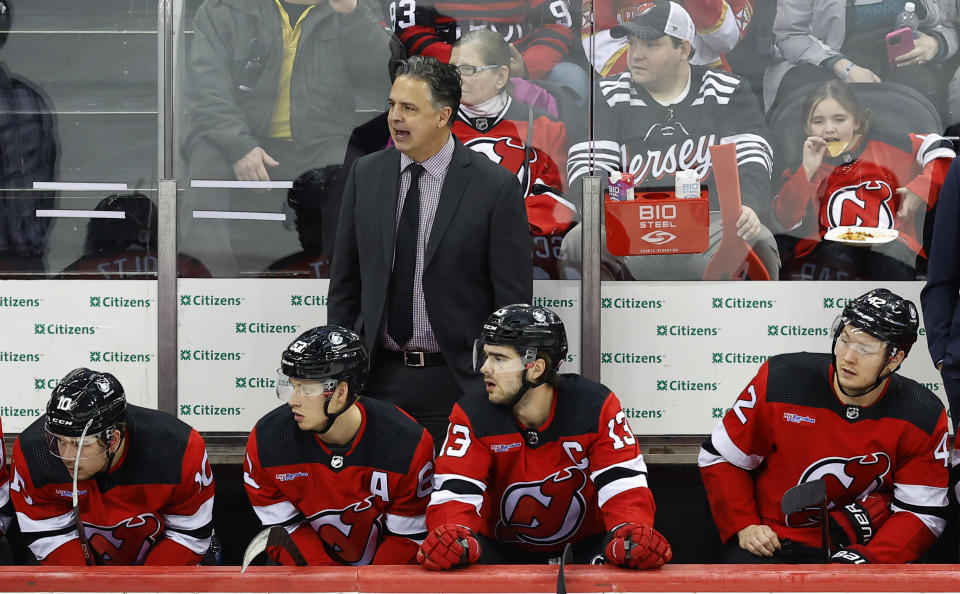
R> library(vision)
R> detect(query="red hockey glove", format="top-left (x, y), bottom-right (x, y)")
top-left (604, 523), bottom-right (673, 569)
top-left (416, 524), bottom-right (481, 570)
top-left (829, 495), bottom-right (890, 549)
top-left (831, 544), bottom-right (872, 564)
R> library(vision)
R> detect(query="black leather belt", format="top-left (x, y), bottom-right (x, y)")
top-left (378, 348), bottom-right (445, 367)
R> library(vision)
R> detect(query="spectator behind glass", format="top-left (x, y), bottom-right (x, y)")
top-left (763, 0), bottom-right (956, 114)
top-left (264, 166), bottom-right (343, 278)
top-left (60, 193), bottom-right (211, 279)
top-left (772, 81), bottom-right (954, 280)
top-left (561, 0), bottom-right (779, 280)
top-left (180, 0), bottom-right (393, 275)
top-left (0, 0), bottom-right (57, 278)
top-left (385, 0), bottom-right (590, 107)
top-left (450, 30), bottom-right (576, 278)
top-left (582, 0), bottom-right (752, 76)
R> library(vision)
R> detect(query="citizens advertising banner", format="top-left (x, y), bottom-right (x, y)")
top-left (602, 281), bottom-right (944, 435)
top-left (0, 281), bottom-right (158, 432)
top-left (177, 279), bottom-right (582, 431)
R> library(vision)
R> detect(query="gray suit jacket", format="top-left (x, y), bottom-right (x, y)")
top-left (327, 136), bottom-right (533, 392)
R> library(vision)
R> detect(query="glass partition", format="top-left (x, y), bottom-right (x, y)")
top-left (0, 0), bottom-right (159, 278)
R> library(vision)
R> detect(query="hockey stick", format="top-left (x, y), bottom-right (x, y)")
top-left (241, 525), bottom-right (307, 572)
top-left (71, 419), bottom-right (96, 566)
top-left (781, 479), bottom-right (830, 562)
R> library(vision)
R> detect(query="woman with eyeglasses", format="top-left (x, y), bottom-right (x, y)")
top-left (450, 30), bottom-right (577, 278)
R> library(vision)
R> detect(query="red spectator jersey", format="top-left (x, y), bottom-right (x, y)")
top-left (453, 97), bottom-right (575, 236)
top-left (387, 0), bottom-right (576, 79)
top-left (265, 251), bottom-right (331, 279)
top-left (582, 0), bottom-right (752, 74)
top-left (60, 251), bottom-right (212, 279)
top-left (0, 418), bottom-right (10, 537)
top-left (774, 132), bottom-right (955, 258)
top-left (244, 398), bottom-right (434, 565)
top-left (428, 374), bottom-right (656, 553)
top-left (699, 353), bottom-right (950, 563)
top-left (10, 406), bottom-right (215, 566)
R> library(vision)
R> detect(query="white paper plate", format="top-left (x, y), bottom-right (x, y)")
top-left (824, 226), bottom-right (899, 245)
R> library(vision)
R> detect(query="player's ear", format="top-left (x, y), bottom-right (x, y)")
top-left (335, 380), bottom-right (351, 403)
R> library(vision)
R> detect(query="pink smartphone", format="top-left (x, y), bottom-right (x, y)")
top-left (886, 27), bottom-right (916, 69)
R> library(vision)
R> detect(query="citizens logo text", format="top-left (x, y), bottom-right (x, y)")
top-left (601, 297), bottom-right (663, 309)
top-left (34, 323), bottom-right (95, 336)
top-left (0, 296), bottom-right (40, 307)
top-left (89, 296), bottom-right (152, 308)
top-left (601, 352), bottom-right (663, 364)
top-left (180, 350), bottom-right (243, 361)
top-left (656, 325), bottom-right (718, 337)
top-left (179, 294), bottom-right (244, 306)
top-left (235, 322), bottom-right (298, 334)
top-left (290, 295), bottom-right (327, 306)
top-left (712, 297), bottom-right (774, 309)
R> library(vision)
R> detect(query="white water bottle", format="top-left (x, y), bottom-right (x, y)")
top-left (895, 2), bottom-right (919, 38)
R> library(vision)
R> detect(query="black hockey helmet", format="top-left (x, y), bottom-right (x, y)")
top-left (476, 304), bottom-right (568, 374)
top-left (287, 166), bottom-right (342, 214)
top-left (832, 288), bottom-right (919, 357)
top-left (0, 1), bottom-right (11, 50)
top-left (279, 325), bottom-right (369, 397)
top-left (45, 368), bottom-right (126, 438)
top-left (84, 193), bottom-right (158, 254)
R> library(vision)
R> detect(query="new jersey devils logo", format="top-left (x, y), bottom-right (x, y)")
top-left (464, 136), bottom-right (536, 193)
top-left (86, 513), bottom-right (162, 565)
top-left (826, 181), bottom-right (895, 229)
top-left (495, 466), bottom-right (587, 546)
top-left (309, 496), bottom-right (382, 565)
top-left (785, 453), bottom-right (891, 526)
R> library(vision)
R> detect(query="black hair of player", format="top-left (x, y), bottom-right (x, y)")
top-left (280, 325), bottom-right (369, 434)
top-left (479, 304), bottom-right (567, 406)
top-left (394, 56), bottom-right (461, 128)
top-left (831, 288), bottom-right (918, 397)
top-left (45, 368), bottom-right (127, 471)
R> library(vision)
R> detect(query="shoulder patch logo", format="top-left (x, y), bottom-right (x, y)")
top-left (491, 442), bottom-right (522, 453)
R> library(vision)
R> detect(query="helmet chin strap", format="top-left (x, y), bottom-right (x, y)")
top-left (316, 395), bottom-right (345, 434)
top-left (501, 367), bottom-right (553, 409)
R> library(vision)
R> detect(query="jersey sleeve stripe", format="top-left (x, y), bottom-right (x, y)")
top-left (385, 513), bottom-right (427, 538)
top-left (15, 508), bottom-right (75, 533)
top-left (25, 531), bottom-right (75, 561)
top-left (164, 528), bottom-right (213, 554)
top-left (890, 501), bottom-right (948, 535)
top-left (708, 421), bottom-right (764, 470)
top-left (428, 490), bottom-right (484, 514)
top-left (163, 496), bottom-right (215, 531)
top-left (251, 499), bottom-right (300, 526)
top-left (697, 438), bottom-right (726, 467)
top-left (435, 473), bottom-right (485, 494)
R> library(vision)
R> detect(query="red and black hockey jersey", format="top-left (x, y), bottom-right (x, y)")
top-left (0, 418), bottom-right (11, 537)
top-left (568, 65), bottom-right (773, 213)
top-left (265, 250), bottom-right (331, 279)
top-left (428, 374), bottom-right (656, 553)
top-left (774, 131), bottom-right (955, 257)
top-left (386, 0), bottom-right (576, 79)
top-left (699, 352), bottom-right (950, 563)
top-left (582, 0), bottom-right (752, 74)
top-left (10, 406), bottom-right (215, 566)
top-left (244, 397), bottom-right (434, 565)
top-left (453, 96), bottom-right (575, 236)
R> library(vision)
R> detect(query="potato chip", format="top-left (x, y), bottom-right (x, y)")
top-left (826, 140), bottom-right (847, 157)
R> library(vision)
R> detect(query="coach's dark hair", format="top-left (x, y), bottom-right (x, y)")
top-left (394, 56), bottom-right (461, 127)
